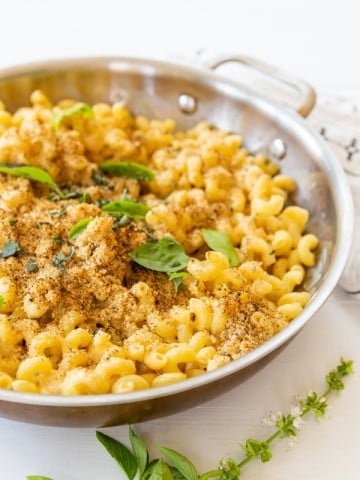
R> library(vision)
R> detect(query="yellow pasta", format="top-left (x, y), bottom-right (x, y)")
top-left (0, 91), bottom-right (319, 395)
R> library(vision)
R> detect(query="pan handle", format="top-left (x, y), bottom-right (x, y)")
top-left (207, 54), bottom-right (316, 118)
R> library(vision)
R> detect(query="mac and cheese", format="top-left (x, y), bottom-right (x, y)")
top-left (0, 91), bottom-right (318, 394)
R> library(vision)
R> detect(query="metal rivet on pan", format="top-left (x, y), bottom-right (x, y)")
top-left (269, 138), bottom-right (287, 160)
top-left (178, 93), bottom-right (197, 114)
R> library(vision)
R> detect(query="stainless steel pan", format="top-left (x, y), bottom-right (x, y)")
top-left (0, 56), bottom-right (353, 427)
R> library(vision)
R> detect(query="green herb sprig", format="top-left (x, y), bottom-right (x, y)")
top-left (26, 358), bottom-right (354, 480)
top-left (99, 161), bottom-right (155, 181)
top-left (0, 164), bottom-right (64, 198)
top-left (97, 359), bottom-right (353, 480)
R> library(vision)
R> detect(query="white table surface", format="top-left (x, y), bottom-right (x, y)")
top-left (1, 1), bottom-right (360, 479)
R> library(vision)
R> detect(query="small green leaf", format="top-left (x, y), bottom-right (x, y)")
top-left (218, 458), bottom-right (240, 479)
top-left (326, 371), bottom-right (344, 391)
top-left (300, 391), bottom-right (328, 416)
top-left (159, 446), bottom-right (198, 480)
top-left (0, 164), bottom-right (63, 197)
top-left (129, 427), bottom-right (149, 479)
top-left (0, 295), bottom-right (4, 310)
top-left (241, 439), bottom-right (272, 463)
top-left (148, 459), bottom-right (173, 480)
top-left (276, 415), bottom-right (297, 438)
top-left (143, 459), bottom-right (160, 480)
top-left (201, 229), bottom-right (239, 267)
top-left (336, 358), bottom-right (354, 377)
top-left (96, 431), bottom-right (138, 480)
top-left (101, 200), bottom-right (150, 220)
top-left (26, 257), bottom-right (39, 273)
top-left (8, 219), bottom-right (18, 226)
top-left (0, 241), bottom-right (20, 259)
top-left (99, 161), bottom-right (155, 181)
top-left (52, 102), bottom-right (93, 128)
top-left (130, 236), bottom-right (189, 274)
top-left (68, 217), bottom-right (94, 240)
top-left (26, 477), bottom-right (54, 480)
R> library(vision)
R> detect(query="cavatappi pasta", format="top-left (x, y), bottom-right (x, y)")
top-left (0, 91), bottom-right (319, 395)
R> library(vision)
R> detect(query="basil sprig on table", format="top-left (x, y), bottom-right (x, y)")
top-left (99, 161), bottom-right (155, 181)
top-left (0, 164), bottom-right (64, 197)
top-left (201, 228), bottom-right (240, 267)
top-left (101, 200), bottom-right (150, 220)
top-left (26, 358), bottom-right (354, 480)
top-left (52, 102), bottom-right (94, 128)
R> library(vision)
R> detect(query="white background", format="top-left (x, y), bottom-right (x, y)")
top-left (0, 1), bottom-right (360, 479)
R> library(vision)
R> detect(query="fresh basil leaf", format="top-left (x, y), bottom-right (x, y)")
top-left (99, 161), bottom-right (155, 181)
top-left (201, 228), bottom-right (240, 267)
top-left (169, 467), bottom-right (187, 480)
top-left (0, 241), bottom-right (20, 259)
top-left (158, 446), bottom-right (198, 480)
top-left (168, 271), bottom-right (191, 293)
top-left (101, 200), bottom-right (150, 220)
top-left (148, 459), bottom-right (173, 480)
top-left (68, 217), bottom-right (94, 240)
top-left (26, 476), bottom-right (54, 480)
top-left (96, 431), bottom-right (138, 480)
top-left (0, 295), bottom-right (4, 310)
top-left (0, 164), bottom-right (63, 197)
top-left (52, 102), bottom-right (93, 128)
top-left (130, 236), bottom-right (189, 274)
top-left (143, 459), bottom-right (160, 480)
top-left (129, 427), bottom-right (149, 479)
